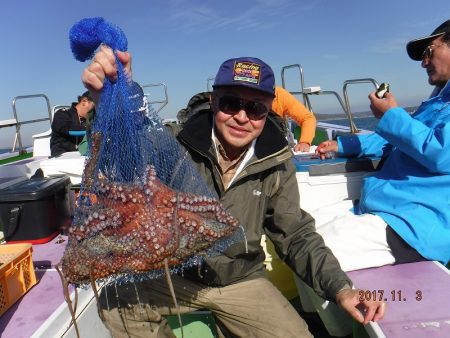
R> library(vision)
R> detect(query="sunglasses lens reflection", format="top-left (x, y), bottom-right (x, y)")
top-left (422, 46), bottom-right (432, 59)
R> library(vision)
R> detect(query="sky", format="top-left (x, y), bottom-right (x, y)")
top-left (1, 0), bottom-right (449, 148)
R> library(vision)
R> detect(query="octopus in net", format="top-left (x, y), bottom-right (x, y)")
top-left (59, 164), bottom-right (240, 285)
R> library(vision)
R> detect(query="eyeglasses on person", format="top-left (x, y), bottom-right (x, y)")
top-left (422, 43), bottom-right (446, 60)
top-left (217, 95), bottom-right (269, 120)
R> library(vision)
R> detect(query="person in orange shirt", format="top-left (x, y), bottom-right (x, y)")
top-left (272, 86), bottom-right (316, 152)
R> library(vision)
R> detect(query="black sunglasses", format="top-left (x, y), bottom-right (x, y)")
top-left (217, 95), bottom-right (269, 120)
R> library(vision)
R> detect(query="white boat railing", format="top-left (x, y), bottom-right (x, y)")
top-left (1, 84), bottom-right (169, 158)
top-left (206, 77), bottom-right (215, 92)
top-left (280, 64), bottom-right (380, 134)
top-left (342, 78), bottom-right (379, 132)
top-left (142, 82), bottom-right (169, 114)
top-left (0, 94), bottom-right (52, 155)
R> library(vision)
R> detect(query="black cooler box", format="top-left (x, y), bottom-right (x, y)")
top-left (0, 176), bottom-right (71, 244)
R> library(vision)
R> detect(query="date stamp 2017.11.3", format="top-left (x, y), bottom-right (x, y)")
top-left (358, 289), bottom-right (422, 302)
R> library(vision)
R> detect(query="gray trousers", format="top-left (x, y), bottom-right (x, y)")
top-left (98, 276), bottom-right (313, 338)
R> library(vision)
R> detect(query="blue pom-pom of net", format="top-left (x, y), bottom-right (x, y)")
top-left (69, 17), bottom-right (128, 62)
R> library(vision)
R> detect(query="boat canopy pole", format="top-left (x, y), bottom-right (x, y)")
top-left (206, 77), bottom-right (215, 92)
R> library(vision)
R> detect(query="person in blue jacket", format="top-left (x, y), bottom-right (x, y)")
top-left (316, 19), bottom-right (450, 271)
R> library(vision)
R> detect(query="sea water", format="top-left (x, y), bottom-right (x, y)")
top-left (0, 148), bottom-right (12, 155)
top-left (322, 105), bottom-right (418, 132)
top-left (324, 116), bottom-right (379, 131)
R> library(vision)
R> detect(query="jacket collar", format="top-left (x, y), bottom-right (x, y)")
top-left (178, 109), bottom-right (288, 159)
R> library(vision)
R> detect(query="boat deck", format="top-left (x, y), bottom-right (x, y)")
top-left (0, 236), bottom-right (110, 338)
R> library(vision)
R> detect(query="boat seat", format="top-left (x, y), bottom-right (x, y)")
top-left (291, 158), bottom-right (382, 337)
top-left (349, 261), bottom-right (450, 338)
top-left (32, 134), bottom-right (52, 157)
top-left (40, 151), bottom-right (85, 185)
top-left (32, 105), bottom-right (70, 157)
top-left (295, 260), bottom-right (450, 338)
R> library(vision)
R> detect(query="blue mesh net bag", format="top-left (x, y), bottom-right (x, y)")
top-left (59, 17), bottom-right (245, 285)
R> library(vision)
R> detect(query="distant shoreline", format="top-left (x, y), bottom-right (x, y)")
top-left (0, 107), bottom-right (419, 153)
top-left (315, 106), bottom-right (417, 120)
top-left (315, 113), bottom-right (371, 120)
top-left (0, 147), bottom-right (32, 155)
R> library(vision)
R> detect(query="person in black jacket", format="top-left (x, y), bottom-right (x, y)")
top-left (50, 91), bottom-right (95, 157)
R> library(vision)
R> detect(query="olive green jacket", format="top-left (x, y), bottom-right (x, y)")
top-left (176, 110), bottom-right (351, 301)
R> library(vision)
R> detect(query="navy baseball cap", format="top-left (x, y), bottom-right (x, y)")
top-left (78, 91), bottom-right (93, 102)
top-left (212, 57), bottom-right (275, 97)
top-left (407, 19), bottom-right (450, 61)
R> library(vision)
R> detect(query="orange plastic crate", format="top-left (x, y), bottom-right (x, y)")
top-left (0, 243), bottom-right (37, 317)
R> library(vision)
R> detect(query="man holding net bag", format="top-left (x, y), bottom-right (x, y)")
top-left (81, 44), bottom-right (384, 337)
